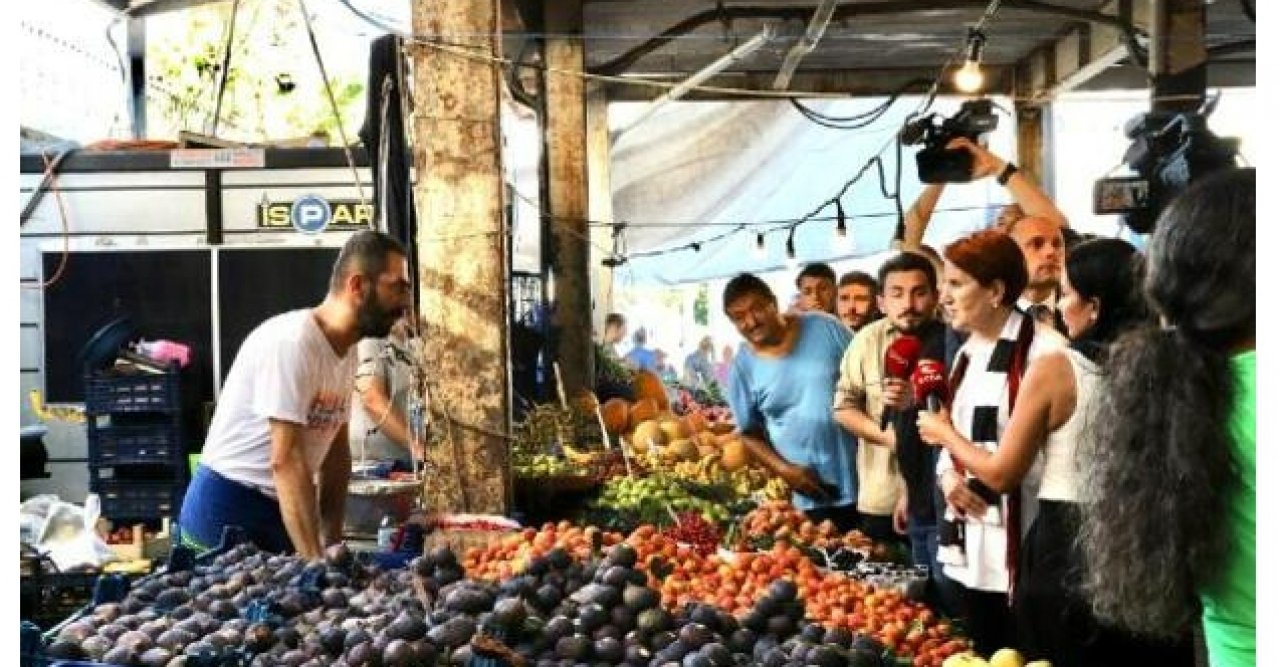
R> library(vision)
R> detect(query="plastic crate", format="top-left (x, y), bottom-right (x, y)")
top-left (86, 422), bottom-right (183, 465)
top-left (19, 571), bottom-right (100, 632)
top-left (83, 371), bottom-right (180, 415)
top-left (89, 479), bottom-right (184, 521)
top-left (27, 528), bottom-right (252, 667)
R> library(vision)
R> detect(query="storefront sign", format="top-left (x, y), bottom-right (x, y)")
top-left (170, 149), bottom-right (266, 169)
top-left (257, 196), bottom-right (374, 232)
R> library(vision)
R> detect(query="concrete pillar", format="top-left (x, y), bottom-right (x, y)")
top-left (411, 1), bottom-right (511, 514)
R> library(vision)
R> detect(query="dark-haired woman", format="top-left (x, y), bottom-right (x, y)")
top-left (919, 238), bottom-right (1193, 666)
top-left (917, 230), bottom-right (1066, 655)
top-left (1078, 168), bottom-right (1254, 667)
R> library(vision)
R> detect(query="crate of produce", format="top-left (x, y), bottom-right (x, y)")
top-left (86, 421), bottom-right (182, 465)
top-left (89, 479), bottom-right (183, 521)
top-left (97, 519), bottom-right (172, 562)
top-left (83, 371), bottom-right (180, 415)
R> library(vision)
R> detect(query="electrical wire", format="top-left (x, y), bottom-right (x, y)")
top-left (297, 0), bottom-right (368, 207)
top-left (209, 0), bottom-right (242, 137)
top-left (22, 152), bottom-right (73, 291)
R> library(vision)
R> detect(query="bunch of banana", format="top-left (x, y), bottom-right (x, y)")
top-left (514, 453), bottom-right (572, 477)
top-left (762, 476), bottom-right (790, 501)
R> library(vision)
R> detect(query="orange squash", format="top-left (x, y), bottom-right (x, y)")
top-left (633, 370), bottom-right (670, 411)
top-left (721, 438), bottom-right (750, 471)
top-left (628, 398), bottom-right (659, 432)
top-left (599, 398), bottom-right (631, 435)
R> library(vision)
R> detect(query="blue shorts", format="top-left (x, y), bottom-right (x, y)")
top-left (178, 465), bottom-right (293, 553)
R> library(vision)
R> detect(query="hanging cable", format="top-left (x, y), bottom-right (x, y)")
top-left (297, 0), bottom-right (367, 207)
top-left (22, 152), bottom-right (73, 291)
top-left (208, 0), bottom-right (242, 137)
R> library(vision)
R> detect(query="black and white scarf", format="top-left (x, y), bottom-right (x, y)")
top-left (936, 311), bottom-right (1037, 594)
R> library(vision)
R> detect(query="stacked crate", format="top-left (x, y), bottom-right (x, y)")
top-left (84, 367), bottom-right (187, 522)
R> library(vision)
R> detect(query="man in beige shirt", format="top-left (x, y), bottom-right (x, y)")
top-left (833, 252), bottom-right (943, 544)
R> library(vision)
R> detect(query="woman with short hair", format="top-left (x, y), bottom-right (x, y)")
top-left (919, 229), bottom-right (1066, 654)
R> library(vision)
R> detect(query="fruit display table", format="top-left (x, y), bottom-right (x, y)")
top-left (31, 517), bottom-right (971, 667)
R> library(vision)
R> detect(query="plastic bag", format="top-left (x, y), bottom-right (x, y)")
top-left (24, 494), bottom-right (118, 571)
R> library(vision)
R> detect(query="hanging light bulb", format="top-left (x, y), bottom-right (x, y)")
top-left (785, 227), bottom-right (799, 269)
top-left (754, 231), bottom-right (767, 259)
top-left (833, 200), bottom-right (851, 250)
top-left (954, 28), bottom-right (986, 94)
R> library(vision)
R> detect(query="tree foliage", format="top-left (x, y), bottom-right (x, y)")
top-left (145, 0), bottom-right (366, 143)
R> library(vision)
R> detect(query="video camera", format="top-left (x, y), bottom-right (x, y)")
top-left (900, 99), bottom-right (1000, 183)
top-left (1094, 99), bottom-right (1240, 233)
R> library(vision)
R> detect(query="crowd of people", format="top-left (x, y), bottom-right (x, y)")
top-left (718, 139), bottom-right (1254, 667)
top-left (172, 138), bottom-right (1253, 667)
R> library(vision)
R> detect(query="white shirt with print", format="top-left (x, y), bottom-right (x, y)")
top-left (201, 309), bottom-right (356, 497)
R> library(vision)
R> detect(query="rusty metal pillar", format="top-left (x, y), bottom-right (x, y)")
top-left (411, 2), bottom-right (511, 514)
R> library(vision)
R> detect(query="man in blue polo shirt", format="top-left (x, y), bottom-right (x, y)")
top-left (723, 273), bottom-right (859, 531)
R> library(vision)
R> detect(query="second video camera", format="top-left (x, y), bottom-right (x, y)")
top-left (900, 99), bottom-right (999, 183)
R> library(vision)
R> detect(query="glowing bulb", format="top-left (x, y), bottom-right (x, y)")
top-left (954, 60), bottom-right (984, 93)
top-left (954, 28), bottom-right (986, 94)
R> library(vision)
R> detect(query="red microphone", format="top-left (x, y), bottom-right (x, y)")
top-left (881, 335), bottom-right (922, 428)
top-left (911, 358), bottom-right (949, 413)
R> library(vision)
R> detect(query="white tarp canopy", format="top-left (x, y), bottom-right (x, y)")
top-left (603, 96), bottom-right (1017, 286)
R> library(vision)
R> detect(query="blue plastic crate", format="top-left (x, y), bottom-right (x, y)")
top-left (89, 478), bottom-right (184, 520)
top-left (87, 421), bottom-right (183, 466)
top-left (84, 371), bottom-right (180, 415)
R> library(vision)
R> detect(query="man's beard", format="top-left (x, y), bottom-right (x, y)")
top-left (356, 295), bottom-right (400, 338)
top-left (892, 310), bottom-right (932, 333)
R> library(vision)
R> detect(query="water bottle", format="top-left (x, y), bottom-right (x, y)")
top-left (376, 514), bottom-right (396, 552)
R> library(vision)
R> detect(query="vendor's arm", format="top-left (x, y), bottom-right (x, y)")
top-left (738, 430), bottom-right (830, 501)
top-left (949, 137), bottom-right (1069, 228)
top-left (901, 183), bottom-right (946, 252)
top-left (269, 418), bottom-right (324, 559)
top-left (355, 372), bottom-right (416, 458)
top-left (918, 352), bottom-right (1071, 493)
top-left (726, 358), bottom-right (830, 501)
top-left (318, 424), bottom-right (351, 547)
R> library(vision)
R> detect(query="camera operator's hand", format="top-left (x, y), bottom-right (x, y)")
top-left (946, 137), bottom-right (1006, 181)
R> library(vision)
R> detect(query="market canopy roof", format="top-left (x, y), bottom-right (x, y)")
top-left (602, 97), bottom-right (1009, 285)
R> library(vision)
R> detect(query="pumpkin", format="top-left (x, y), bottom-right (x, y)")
top-left (600, 398), bottom-right (631, 435)
top-left (659, 418), bottom-right (691, 443)
top-left (664, 438), bottom-right (699, 462)
top-left (720, 438), bottom-right (750, 472)
top-left (628, 398), bottom-right (659, 432)
top-left (633, 370), bottom-right (670, 411)
top-left (630, 419), bottom-right (667, 451)
top-left (696, 431), bottom-right (719, 449)
top-left (697, 445), bottom-right (719, 459)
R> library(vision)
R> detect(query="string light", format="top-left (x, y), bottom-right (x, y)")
top-left (954, 28), bottom-right (986, 94)
top-left (784, 227), bottom-right (799, 269)
top-left (833, 199), bottom-right (850, 249)
top-left (754, 232), bottom-right (767, 259)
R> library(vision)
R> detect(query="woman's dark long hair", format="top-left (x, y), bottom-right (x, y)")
top-left (1064, 238), bottom-right (1151, 361)
top-left (1078, 168), bottom-right (1255, 636)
